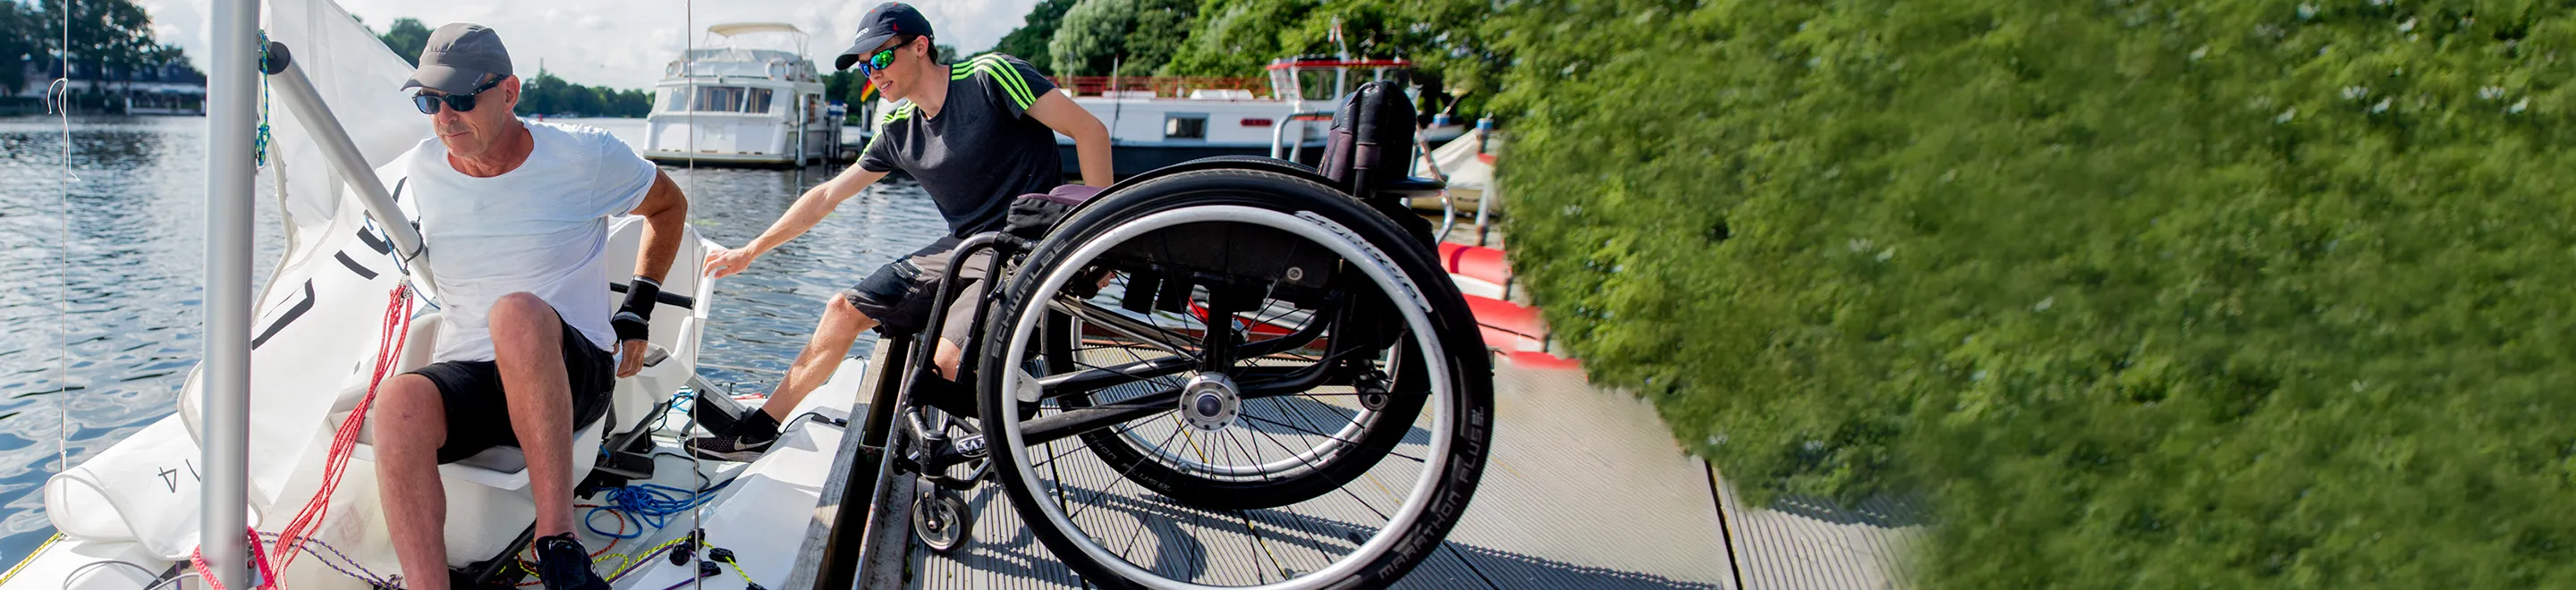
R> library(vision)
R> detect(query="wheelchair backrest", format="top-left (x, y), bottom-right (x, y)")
top-left (1318, 80), bottom-right (1419, 195)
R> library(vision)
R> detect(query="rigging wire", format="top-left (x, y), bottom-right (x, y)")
top-left (51, 0), bottom-right (80, 481)
top-left (683, 3), bottom-right (705, 589)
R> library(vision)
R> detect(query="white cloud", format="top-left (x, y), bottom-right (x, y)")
top-left (133, 0), bottom-right (1043, 89)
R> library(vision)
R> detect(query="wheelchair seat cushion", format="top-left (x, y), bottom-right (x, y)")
top-left (1004, 184), bottom-right (1106, 240)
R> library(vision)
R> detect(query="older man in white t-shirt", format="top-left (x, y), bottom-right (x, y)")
top-left (369, 23), bottom-right (689, 590)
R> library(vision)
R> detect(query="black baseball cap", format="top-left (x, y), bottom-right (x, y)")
top-left (403, 23), bottom-right (513, 94)
top-left (835, 3), bottom-right (934, 71)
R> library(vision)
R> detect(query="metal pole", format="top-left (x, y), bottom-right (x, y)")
top-left (203, 0), bottom-right (258, 586)
top-left (263, 42), bottom-right (440, 293)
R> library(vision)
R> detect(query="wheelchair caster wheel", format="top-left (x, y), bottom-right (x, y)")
top-left (913, 485), bottom-right (974, 553)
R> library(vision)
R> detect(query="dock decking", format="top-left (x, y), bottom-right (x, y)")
top-left (883, 362), bottom-right (1839, 589)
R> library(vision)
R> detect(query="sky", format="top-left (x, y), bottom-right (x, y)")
top-left (130, 0), bottom-right (1044, 89)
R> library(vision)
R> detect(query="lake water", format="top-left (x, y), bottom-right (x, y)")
top-left (0, 115), bottom-right (946, 565)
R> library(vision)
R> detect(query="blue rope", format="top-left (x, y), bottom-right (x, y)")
top-left (583, 478), bottom-right (733, 539)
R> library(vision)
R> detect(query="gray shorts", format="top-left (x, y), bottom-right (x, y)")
top-left (841, 239), bottom-right (994, 346)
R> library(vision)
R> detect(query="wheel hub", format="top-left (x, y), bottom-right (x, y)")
top-left (1179, 374), bottom-right (1241, 432)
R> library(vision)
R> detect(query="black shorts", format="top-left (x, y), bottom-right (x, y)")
top-left (404, 314), bottom-right (618, 465)
top-left (842, 238), bottom-right (992, 345)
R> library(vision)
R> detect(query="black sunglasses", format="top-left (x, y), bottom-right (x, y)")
top-left (413, 77), bottom-right (504, 114)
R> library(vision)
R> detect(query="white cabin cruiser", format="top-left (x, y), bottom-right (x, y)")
top-left (643, 23), bottom-right (841, 168)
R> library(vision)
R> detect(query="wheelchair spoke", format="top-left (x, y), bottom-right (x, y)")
top-left (1239, 410), bottom-right (1426, 464)
top-left (981, 181), bottom-right (1492, 588)
top-left (1065, 422), bottom-right (1191, 521)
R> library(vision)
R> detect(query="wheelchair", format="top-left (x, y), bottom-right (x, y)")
top-left (848, 82), bottom-right (1495, 589)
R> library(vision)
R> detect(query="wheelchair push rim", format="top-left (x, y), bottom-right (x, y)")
top-left (992, 203), bottom-right (1466, 589)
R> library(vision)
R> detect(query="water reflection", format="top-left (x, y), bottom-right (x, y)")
top-left (0, 116), bottom-right (945, 564)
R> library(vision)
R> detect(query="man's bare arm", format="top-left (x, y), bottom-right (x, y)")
top-left (705, 164), bottom-right (890, 278)
top-left (628, 170), bottom-right (690, 282)
top-left (1029, 91), bottom-right (1113, 188)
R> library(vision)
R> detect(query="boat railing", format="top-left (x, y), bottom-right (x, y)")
top-left (1054, 75), bottom-right (1269, 98)
top-left (1269, 111), bottom-right (1335, 161)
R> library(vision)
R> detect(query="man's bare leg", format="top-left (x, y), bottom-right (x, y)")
top-left (487, 292), bottom-right (580, 537)
top-left (753, 295), bottom-right (877, 421)
top-left (375, 373), bottom-right (453, 590)
top-left (933, 337), bottom-right (966, 381)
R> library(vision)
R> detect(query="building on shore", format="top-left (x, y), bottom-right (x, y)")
top-left (12, 60), bottom-right (207, 115)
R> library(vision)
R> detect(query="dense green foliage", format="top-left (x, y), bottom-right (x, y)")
top-left (1493, 0), bottom-right (2576, 586)
top-left (0, 0), bottom-right (194, 108)
top-left (0, 4), bottom-right (34, 95)
top-left (35, 0), bottom-right (173, 80)
top-left (988, 0), bottom-right (1503, 112)
top-left (992, 0), bottom-right (1077, 71)
top-left (513, 70), bottom-right (651, 117)
top-left (1157, 0), bottom-right (1503, 114)
top-left (1048, 0), bottom-right (1196, 76)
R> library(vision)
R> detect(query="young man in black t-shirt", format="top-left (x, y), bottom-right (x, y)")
top-left (694, 2), bottom-right (1112, 459)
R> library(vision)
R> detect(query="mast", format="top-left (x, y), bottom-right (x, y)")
top-left (203, 0), bottom-right (258, 586)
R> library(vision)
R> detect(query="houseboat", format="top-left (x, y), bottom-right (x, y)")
top-left (643, 23), bottom-right (840, 167)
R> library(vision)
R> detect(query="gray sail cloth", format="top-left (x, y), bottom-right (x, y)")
top-left (403, 22), bottom-right (513, 94)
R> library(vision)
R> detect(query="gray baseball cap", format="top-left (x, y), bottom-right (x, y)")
top-left (403, 23), bottom-right (513, 94)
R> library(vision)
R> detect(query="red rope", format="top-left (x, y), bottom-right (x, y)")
top-left (188, 528), bottom-right (277, 590)
top-left (192, 283), bottom-right (414, 589)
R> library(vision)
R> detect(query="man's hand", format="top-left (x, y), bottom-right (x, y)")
top-left (705, 247), bottom-right (756, 279)
top-left (617, 339), bottom-right (648, 378)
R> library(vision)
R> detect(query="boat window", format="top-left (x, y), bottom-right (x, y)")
top-left (1165, 114), bottom-right (1208, 139)
top-left (694, 87), bottom-right (743, 113)
top-left (658, 88), bottom-right (691, 112)
top-left (681, 86), bottom-right (775, 114)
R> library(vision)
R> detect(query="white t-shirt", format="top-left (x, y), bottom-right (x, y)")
top-left (388, 121), bottom-right (657, 362)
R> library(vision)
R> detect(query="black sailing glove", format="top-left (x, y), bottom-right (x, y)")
top-left (614, 275), bottom-right (660, 343)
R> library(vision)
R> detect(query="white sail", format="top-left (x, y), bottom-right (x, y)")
top-left (44, 0), bottom-right (427, 566)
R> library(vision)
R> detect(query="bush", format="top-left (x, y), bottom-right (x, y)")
top-left (1492, 0), bottom-right (2576, 586)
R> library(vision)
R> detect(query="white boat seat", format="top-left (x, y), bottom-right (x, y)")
top-left (342, 311), bottom-right (614, 491)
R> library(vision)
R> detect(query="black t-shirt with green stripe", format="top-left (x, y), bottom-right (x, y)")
top-left (860, 54), bottom-right (1063, 240)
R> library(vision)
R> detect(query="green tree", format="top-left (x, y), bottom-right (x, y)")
top-left (376, 17), bottom-right (432, 66)
top-left (512, 69), bottom-right (652, 117)
top-left (992, 0), bottom-right (1077, 65)
top-left (0, 2), bottom-right (35, 95)
top-left (39, 0), bottom-right (162, 89)
top-left (1047, 0), bottom-right (1194, 76)
top-left (1494, 0), bottom-right (2576, 587)
top-left (1160, 0), bottom-right (1504, 114)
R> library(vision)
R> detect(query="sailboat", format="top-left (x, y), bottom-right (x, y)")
top-left (2, 0), bottom-right (869, 587)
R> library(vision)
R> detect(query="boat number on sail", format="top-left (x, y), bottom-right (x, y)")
top-left (157, 459), bottom-right (200, 493)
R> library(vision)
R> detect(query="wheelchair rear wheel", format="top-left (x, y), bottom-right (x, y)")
top-left (979, 168), bottom-right (1494, 589)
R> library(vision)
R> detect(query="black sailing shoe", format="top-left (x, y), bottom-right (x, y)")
top-left (690, 409), bottom-right (782, 462)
